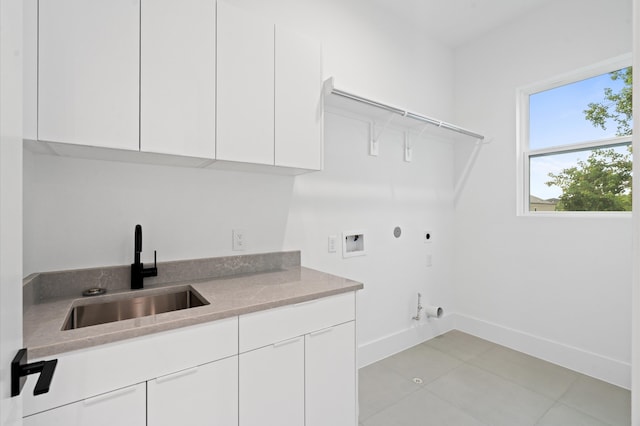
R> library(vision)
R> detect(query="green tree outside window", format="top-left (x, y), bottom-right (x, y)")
top-left (545, 67), bottom-right (633, 211)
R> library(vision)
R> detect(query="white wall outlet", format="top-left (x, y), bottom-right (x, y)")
top-left (328, 235), bottom-right (337, 253)
top-left (423, 231), bottom-right (433, 243)
top-left (232, 229), bottom-right (246, 251)
top-left (426, 254), bottom-right (433, 267)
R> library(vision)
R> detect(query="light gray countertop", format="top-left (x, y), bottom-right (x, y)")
top-left (24, 253), bottom-right (363, 359)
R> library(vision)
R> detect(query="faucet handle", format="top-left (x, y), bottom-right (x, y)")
top-left (153, 250), bottom-right (157, 268)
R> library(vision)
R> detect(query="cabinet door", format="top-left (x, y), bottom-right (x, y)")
top-left (239, 337), bottom-right (304, 426)
top-left (216, 1), bottom-right (274, 165)
top-left (38, 0), bottom-right (139, 150)
top-left (305, 322), bottom-right (357, 426)
top-left (140, 0), bottom-right (215, 159)
top-left (148, 356), bottom-right (238, 426)
top-left (23, 383), bottom-right (145, 426)
top-left (275, 25), bottom-right (323, 170)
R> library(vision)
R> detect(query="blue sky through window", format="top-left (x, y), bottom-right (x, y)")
top-left (528, 70), bottom-right (630, 200)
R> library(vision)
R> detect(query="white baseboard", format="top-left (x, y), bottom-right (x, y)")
top-left (357, 314), bottom-right (454, 368)
top-left (453, 313), bottom-right (631, 390)
top-left (356, 312), bottom-right (630, 389)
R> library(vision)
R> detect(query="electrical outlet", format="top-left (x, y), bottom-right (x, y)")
top-left (232, 229), bottom-right (246, 251)
top-left (426, 254), bottom-right (433, 267)
top-left (423, 231), bottom-right (433, 243)
top-left (328, 235), bottom-right (337, 253)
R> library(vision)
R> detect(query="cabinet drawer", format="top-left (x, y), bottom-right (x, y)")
top-left (24, 317), bottom-right (238, 417)
top-left (24, 383), bottom-right (146, 426)
top-left (239, 292), bottom-right (355, 352)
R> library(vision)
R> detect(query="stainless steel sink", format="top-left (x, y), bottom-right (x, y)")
top-left (62, 287), bottom-right (209, 330)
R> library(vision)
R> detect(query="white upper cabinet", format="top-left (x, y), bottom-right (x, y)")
top-left (32, 0), bottom-right (323, 170)
top-left (216, 1), bottom-right (275, 165)
top-left (275, 25), bottom-right (323, 170)
top-left (38, 0), bottom-right (140, 150)
top-left (140, 0), bottom-right (216, 159)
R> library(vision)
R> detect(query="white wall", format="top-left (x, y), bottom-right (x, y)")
top-left (23, 152), bottom-right (295, 274)
top-left (1, 0), bottom-right (23, 424)
top-left (226, 0), bottom-right (459, 364)
top-left (225, 0), bottom-right (455, 121)
top-left (453, 0), bottom-right (633, 388)
top-left (284, 112), bottom-right (458, 366)
top-left (23, 0), bottom-right (456, 364)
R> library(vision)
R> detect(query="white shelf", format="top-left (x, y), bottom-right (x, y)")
top-left (323, 77), bottom-right (489, 203)
top-left (323, 77), bottom-right (486, 143)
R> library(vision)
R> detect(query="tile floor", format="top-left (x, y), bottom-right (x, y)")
top-left (358, 331), bottom-right (631, 426)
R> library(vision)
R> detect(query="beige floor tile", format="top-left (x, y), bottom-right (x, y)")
top-left (535, 403), bottom-right (609, 426)
top-left (423, 330), bottom-right (497, 361)
top-left (425, 364), bottom-right (554, 426)
top-left (469, 345), bottom-right (578, 399)
top-left (359, 334), bottom-right (627, 426)
top-left (559, 374), bottom-right (631, 426)
top-left (363, 387), bottom-right (487, 426)
top-left (358, 362), bottom-right (421, 421)
top-left (378, 343), bottom-right (463, 385)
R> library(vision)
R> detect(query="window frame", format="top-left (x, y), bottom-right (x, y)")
top-left (516, 54), bottom-right (633, 217)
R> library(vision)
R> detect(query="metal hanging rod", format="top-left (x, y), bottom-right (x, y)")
top-left (324, 78), bottom-right (485, 141)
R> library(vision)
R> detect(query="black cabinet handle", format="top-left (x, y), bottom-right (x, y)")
top-left (34, 359), bottom-right (58, 395)
top-left (11, 348), bottom-right (58, 397)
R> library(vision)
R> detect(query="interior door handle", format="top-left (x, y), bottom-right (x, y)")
top-left (11, 348), bottom-right (58, 397)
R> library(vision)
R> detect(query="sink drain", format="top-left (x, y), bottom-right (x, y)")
top-left (412, 377), bottom-right (423, 384)
top-left (82, 287), bottom-right (106, 297)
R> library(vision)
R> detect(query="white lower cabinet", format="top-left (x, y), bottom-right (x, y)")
top-left (22, 318), bottom-right (238, 425)
top-left (239, 292), bottom-right (357, 426)
top-left (23, 383), bottom-right (146, 426)
top-left (22, 293), bottom-right (356, 426)
top-left (148, 356), bottom-right (238, 426)
top-left (239, 337), bottom-right (305, 426)
top-left (306, 322), bottom-right (357, 426)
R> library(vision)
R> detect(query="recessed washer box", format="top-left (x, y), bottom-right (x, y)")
top-left (342, 230), bottom-right (366, 258)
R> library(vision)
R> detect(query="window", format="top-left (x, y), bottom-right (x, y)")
top-left (518, 58), bottom-right (633, 214)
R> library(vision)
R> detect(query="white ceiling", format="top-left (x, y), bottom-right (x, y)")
top-left (370, 0), bottom-right (555, 48)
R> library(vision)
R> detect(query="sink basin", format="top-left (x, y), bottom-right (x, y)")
top-left (62, 287), bottom-right (209, 330)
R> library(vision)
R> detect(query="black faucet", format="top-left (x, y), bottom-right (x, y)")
top-left (131, 224), bottom-right (157, 289)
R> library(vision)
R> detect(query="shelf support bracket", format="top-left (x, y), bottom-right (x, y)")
top-left (454, 138), bottom-right (485, 203)
top-left (404, 132), bottom-right (412, 162)
top-left (369, 113), bottom-right (396, 156)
